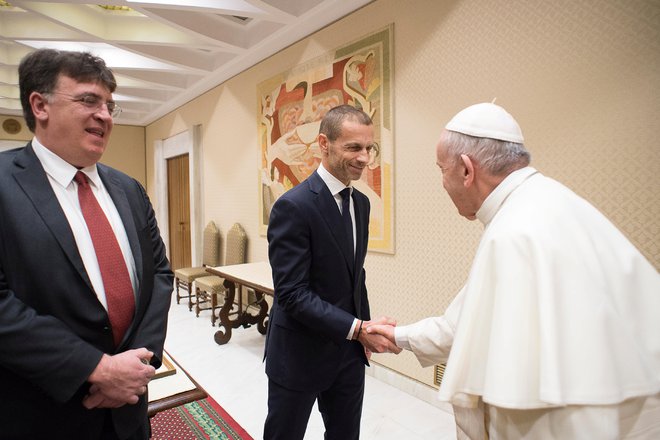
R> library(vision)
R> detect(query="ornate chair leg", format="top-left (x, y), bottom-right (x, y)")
top-left (211, 292), bottom-right (217, 326)
top-left (187, 281), bottom-right (194, 311)
top-left (195, 286), bottom-right (202, 317)
top-left (175, 280), bottom-right (181, 304)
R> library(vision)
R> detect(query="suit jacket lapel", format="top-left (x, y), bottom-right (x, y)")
top-left (353, 193), bottom-right (366, 269)
top-left (13, 144), bottom-right (94, 291)
top-left (308, 171), bottom-right (355, 273)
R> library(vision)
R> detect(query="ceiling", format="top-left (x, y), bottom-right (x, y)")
top-left (0, 0), bottom-right (373, 126)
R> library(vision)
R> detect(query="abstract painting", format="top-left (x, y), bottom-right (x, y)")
top-left (258, 25), bottom-right (394, 253)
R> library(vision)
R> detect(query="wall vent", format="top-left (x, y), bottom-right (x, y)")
top-left (434, 364), bottom-right (446, 387)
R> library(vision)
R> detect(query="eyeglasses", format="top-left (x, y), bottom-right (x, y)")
top-left (49, 92), bottom-right (122, 118)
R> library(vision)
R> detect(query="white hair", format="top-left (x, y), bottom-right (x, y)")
top-left (442, 130), bottom-right (531, 176)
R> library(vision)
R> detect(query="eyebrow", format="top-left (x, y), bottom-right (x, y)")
top-left (344, 142), bottom-right (374, 148)
top-left (82, 92), bottom-right (114, 100)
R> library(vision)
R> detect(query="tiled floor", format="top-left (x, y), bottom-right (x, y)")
top-left (163, 293), bottom-right (457, 439)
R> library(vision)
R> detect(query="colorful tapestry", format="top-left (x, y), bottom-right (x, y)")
top-left (258, 25), bottom-right (395, 253)
top-left (151, 396), bottom-right (252, 440)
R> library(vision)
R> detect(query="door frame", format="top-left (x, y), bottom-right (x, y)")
top-left (154, 125), bottom-right (203, 266)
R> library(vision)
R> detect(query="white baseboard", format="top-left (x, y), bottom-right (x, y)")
top-left (366, 362), bottom-right (454, 415)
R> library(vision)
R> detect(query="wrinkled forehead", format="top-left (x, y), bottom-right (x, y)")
top-left (55, 74), bottom-right (112, 95)
top-left (338, 118), bottom-right (373, 137)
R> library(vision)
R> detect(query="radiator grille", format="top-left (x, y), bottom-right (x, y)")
top-left (434, 364), bottom-right (446, 387)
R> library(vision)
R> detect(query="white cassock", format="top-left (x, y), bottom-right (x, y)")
top-left (396, 167), bottom-right (660, 439)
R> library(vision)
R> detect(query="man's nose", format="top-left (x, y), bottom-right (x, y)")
top-left (94, 104), bottom-right (113, 120)
top-left (356, 148), bottom-right (370, 163)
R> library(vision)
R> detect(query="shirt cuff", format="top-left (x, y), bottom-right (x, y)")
top-left (394, 325), bottom-right (412, 350)
top-left (346, 318), bottom-right (358, 340)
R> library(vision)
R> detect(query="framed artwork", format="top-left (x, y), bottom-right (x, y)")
top-left (257, 25), bottom-right (394, 253)
top-left (153, 352), bottom-right (176, 380)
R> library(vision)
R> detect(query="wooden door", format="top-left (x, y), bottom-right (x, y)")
top-left (167, 154), bottom-right (191, 270)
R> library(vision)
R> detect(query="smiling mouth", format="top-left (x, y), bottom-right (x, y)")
top-left (86, 128), bottom-right (105, 138)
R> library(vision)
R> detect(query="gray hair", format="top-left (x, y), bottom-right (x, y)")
top-left (441, 130), bottom-right (531, 176)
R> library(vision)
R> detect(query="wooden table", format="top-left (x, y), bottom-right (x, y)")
top-left (206, 261), bottom-right (273, 345)
top-left (147, 352), bottom-right (207, 417)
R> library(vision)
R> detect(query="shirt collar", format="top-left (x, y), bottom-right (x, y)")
top-left (476, 166), bottom-right (538, 226)
top-left (31, 137), bottom-right (101, 188)
top-left (317, 162), bottom-right (351, 196)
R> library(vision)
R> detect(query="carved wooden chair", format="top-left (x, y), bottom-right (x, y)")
top-left (195, 223), bottom-right (247, 325)
top-left (173, 221), bottom-right (220, 311)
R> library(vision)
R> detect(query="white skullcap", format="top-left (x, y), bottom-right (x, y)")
top-left (445, 102), bottom-right (524, 143)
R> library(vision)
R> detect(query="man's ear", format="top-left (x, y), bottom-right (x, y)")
top-left (318, 133), bottom-right (329, 154)
top-left (460, 154), bottom-right (475, 187)
top-left (29, 92), bottom-right (50, 123)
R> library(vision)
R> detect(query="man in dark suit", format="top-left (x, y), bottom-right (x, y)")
top-left (0, 49), bottom-right (173, 439)
top-left (263, 105), bottom-right (401, 439)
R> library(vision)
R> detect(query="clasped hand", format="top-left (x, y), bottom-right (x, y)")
top-left (356, 316), bottom-right (402, 354)
top-left (83, 348), bottom-right (155, 409)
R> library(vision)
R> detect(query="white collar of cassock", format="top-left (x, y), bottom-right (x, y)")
top-left (476, 166), bottom-right (538, 226)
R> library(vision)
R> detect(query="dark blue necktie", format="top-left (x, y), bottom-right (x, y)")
top-left (340, 188), bottom-right (354, 263)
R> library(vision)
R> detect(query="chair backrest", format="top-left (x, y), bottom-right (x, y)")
top-left (202, 221), bottom-right (221, 267)
top-left (225, 223), bottom-right (247, 266)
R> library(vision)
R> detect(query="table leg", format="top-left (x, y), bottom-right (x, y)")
top-left (213, 280), bottom-right (236, 345)
top-left (234, 289), bottom-right (269, 335)
top-left (255, 291), bottom-right (269, 334)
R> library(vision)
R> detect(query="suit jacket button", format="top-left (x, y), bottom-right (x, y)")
top-left (103, 326), bottom-right (110, 332)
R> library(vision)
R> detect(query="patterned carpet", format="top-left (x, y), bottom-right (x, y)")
top-left (151, 396), bottom-right (253, 440)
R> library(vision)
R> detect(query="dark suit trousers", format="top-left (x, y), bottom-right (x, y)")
top-left (101, 411), bottom-right (150, 440)
top-left (264, 341), bottom-right (365, 440)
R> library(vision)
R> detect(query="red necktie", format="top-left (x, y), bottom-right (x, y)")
top-left (75, 171), bottom-right (135, 347)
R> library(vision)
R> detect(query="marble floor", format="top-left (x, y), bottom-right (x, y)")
top-left (163, 292), bottom-right (457, 439)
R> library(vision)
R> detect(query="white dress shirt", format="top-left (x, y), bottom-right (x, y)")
top-left (31, 138), bottom-right (138, 310)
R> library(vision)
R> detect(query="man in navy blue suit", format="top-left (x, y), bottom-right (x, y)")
top-left (264, 105), bottom-right (401, 439)
top-left (0, 49), bottom-right (172, 439)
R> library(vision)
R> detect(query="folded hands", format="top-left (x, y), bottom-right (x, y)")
top-left (84, 348), bottom-right (155, 409)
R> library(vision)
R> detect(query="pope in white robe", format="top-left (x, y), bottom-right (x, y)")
top-left (368, 103), bottom-right (660, 439)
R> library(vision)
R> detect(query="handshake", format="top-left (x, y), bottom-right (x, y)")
top-left (354, 316), bottom-right (402, 355)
